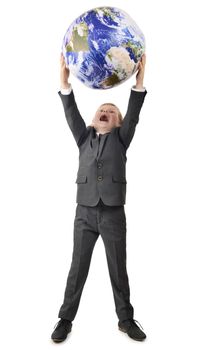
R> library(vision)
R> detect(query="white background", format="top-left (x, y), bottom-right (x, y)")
top-left (0, 0), bottom-right (206, 349)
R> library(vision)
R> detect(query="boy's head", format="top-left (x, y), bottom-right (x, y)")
top-left (91, 103), bottom-right (123, 134)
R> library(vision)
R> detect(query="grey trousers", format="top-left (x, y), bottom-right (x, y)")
top-left (58, 200), bottom-right (134, 322)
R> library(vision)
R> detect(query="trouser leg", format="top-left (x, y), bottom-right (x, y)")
top-left (98, 204), bottom-right (134, 322)
top-left (58, 204), bottom-right (99, 321)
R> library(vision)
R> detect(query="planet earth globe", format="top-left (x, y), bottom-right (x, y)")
top-left (62, 7), bottom-right (145, 89)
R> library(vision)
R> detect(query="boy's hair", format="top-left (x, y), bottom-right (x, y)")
top-left (100, 103), bottom-right (123, 125)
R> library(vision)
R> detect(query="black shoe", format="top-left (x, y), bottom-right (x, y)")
top-left (51, 318), bottom-right (72, 343)
top-left (118, 318), bottom-right (146, 341)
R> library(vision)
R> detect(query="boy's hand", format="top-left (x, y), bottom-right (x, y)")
top-left (135, 53), bottom-right (146, 89)
top-left (60, 53), bottom-right (70, 89)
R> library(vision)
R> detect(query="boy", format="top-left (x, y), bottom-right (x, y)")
top-left (51, 54), bottom-right (147, 342)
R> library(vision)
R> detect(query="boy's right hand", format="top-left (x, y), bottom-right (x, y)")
top-left (135, 53), bottom-right (146, 90)
top-left (60, 53), bottom-right (70, 89)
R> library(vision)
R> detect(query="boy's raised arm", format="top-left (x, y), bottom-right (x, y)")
top-left (58, 54), bottom-right (87, 147)
top-left (119, 54), bottom-right (147, 149)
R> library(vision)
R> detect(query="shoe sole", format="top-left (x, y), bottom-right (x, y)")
top-left (51, 330), bottom-right (71, 343)
top-left (52, 338), bottom-right (66, 343)
top-left (118, 327), bottom-right (146, 341)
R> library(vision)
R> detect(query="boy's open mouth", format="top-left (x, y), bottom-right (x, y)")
top-left (100, 115), bottom-right (109, 122)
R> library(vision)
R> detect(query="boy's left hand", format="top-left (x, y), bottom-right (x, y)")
top-left (60, 53), bottom-right (70, 89)
top-left (135, 53), bottom-right (146, 89)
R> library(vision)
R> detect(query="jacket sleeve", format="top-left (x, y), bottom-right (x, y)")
top-left (58, 90), bottom-right (87, 147)
top-left (119, 89), bottom-right (147, 149)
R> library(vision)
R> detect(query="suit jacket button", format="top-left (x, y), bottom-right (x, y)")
top-left (97, 175), bottom-right (103, 181)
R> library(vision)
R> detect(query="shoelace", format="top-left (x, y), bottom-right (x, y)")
top-left (129, 319), bottom-right (144, 331)
top-left (53, 319), bottom-right (70, 330)
top-left (53, 321), bottom-right (59, 329)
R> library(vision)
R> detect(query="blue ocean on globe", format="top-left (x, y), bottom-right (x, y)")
top-left (62, 7), bottom-right (145, 89)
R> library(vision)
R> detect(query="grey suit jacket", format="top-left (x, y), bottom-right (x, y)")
top-left (58, 89), bottom-right (147, 206)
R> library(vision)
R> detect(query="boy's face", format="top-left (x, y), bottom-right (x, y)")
top-left (92, 104), bottom-right (121, 134)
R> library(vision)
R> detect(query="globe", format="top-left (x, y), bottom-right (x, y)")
top-left (62, 7), bottom-right (145, 89)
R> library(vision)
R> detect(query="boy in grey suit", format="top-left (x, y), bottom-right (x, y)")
top-left (51, 54), bottom-right (147, 342)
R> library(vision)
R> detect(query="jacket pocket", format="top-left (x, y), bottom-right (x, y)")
top-left (112, 175), bottom-right (127, 184)
top-left (75, 175), bottom-right (87, 184)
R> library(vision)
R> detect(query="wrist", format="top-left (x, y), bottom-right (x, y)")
top-left (60, 82), bottom-right (70, 89)
top-left (135, 83), bottom-right (144, 89)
